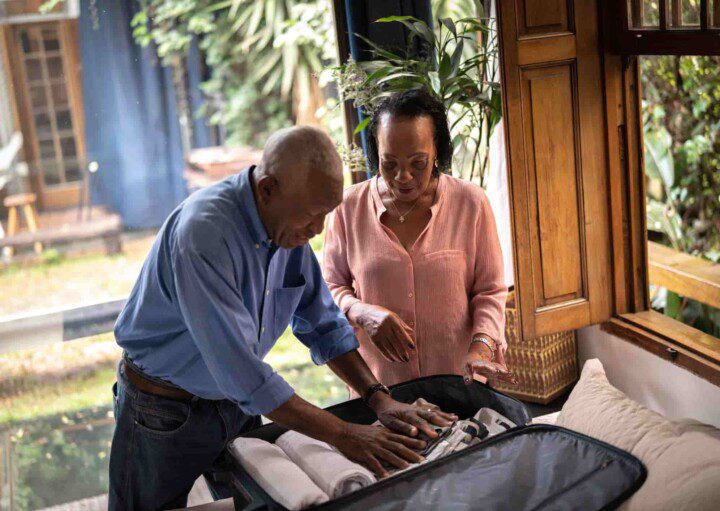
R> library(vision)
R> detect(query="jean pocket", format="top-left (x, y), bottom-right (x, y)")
top-left (132, 399), bottom-right (192, 437)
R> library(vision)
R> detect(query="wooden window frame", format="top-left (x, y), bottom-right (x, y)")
top-left (601, 50), bottom-right (720, 386)
top-left (603, 0), bottom-right (720, 55)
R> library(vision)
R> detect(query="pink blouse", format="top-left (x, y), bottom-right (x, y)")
top-left (322, 173), bottom-right (507, 390)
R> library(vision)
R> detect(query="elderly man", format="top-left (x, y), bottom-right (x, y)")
top-left (109, 126), bottom-right (456, 510)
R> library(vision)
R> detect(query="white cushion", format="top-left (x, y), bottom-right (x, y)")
top-left (556, 358), bottom-right (720, 511)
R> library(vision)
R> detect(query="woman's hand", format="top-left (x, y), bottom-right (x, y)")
top-left (348, 303), bottom-right (416, 362)
top-left (462, 341), bottom-right (517, 385)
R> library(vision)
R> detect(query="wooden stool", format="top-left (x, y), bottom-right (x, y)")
top-left (3, 193), bottom-right (42, 256)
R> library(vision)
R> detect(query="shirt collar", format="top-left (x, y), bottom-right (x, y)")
top-left (236, 166), bottom-right (273, 248)
top-left (370, 173), bottom-right (446, 220)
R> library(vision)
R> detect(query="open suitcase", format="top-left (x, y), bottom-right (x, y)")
top-left (225, 375), bottom-right (646, 510)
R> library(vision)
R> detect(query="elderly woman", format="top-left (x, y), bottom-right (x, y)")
top-left (323, 89), bottom-right (515, 395)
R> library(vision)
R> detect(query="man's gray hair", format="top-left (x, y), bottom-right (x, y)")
top-left (259, 126), bottom-right (342, 189)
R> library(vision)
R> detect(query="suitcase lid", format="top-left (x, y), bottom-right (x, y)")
top-left (313, 425), bottom-right (646, 511)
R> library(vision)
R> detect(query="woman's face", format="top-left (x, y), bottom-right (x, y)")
top-left (377, 113), bottom-right (436, 203)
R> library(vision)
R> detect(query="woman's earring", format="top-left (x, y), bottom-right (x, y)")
top-left (434, 159), bottom-right (439, 170)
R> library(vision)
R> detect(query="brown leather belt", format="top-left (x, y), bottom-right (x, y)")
top-left (122, 360), bottom-right (194, 402)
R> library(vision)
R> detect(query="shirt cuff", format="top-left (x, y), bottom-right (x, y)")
top-left (241, 372), bottom-right (295, 416)
top-left (309, 324), bottom-right (359, 365)
top-left (339, 295), bottom-right (361, 315)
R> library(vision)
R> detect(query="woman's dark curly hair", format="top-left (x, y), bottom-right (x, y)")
top-left (366, 88), bottom-right (453, 176)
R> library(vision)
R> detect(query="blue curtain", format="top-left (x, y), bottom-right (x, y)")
top-left (79, 0), bottom-right (209, 229)
top-left (343, 0), bottom-right (433, 178)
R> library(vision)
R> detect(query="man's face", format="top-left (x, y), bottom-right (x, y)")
top-left (262, 172), bottom-right (342, 249)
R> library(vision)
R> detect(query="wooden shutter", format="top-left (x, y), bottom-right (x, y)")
top-left (497, 0), bottom-right (613, 339)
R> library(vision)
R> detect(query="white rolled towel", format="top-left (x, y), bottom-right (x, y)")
top-left (276, 430), bottom-right (377, 498)
top-left (229, 437), bottom-right (329, 511)
top-left (474, 407), bottom-right (516, 437)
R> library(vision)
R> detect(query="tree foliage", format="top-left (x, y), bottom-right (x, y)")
top-left (642, 56), bottom-right (720, 336)
top-left (131, 0), bottom-right (338, 147)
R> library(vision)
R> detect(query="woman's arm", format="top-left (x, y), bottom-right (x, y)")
top-left (323, 207), bottom-right (415, 362)
top-left (322, 207), bottom-right (361, 316)
top-left (469, 190), bottom-right (508, 355)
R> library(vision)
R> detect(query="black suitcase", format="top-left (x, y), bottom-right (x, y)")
top-left (225, 375), bottom-right (646, 511)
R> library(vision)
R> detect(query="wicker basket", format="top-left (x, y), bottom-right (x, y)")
top-left (493, 292), bottom-right (578, 404)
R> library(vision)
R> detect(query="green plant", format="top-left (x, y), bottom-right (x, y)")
top-left (642, 55), bottom-right (720, 336)
top-left (333, 9), bottom-right (501, 185)
top-left (131, 0), bottom-right (340, 147)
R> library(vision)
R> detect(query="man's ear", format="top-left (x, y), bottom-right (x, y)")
top-left (256, 175), bottom-right (279, 205)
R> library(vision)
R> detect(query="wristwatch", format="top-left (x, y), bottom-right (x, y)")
top-left (471, 336), bottom-right (496, 361)
top-left (363, 382), bottom-right (390, 407)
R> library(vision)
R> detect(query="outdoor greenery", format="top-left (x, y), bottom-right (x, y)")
top-left (130, 0), bottom-right (343, 148)
top-left (642, 56), bottom-right (720, 336)
top-left (333, 5), bottom-right (500, 184)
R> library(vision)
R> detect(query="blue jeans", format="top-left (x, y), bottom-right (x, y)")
top-left (109, 357), bottom-right (260, 510)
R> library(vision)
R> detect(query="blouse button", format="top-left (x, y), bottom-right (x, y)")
top-left (408, 292), bottom-right (414, 298)
top-left (408, 321), bottom-right (415, 327)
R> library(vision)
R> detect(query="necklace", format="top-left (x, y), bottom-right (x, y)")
top-left (383, 177), bottom-right (437, 223)
top-left (387, 185), bottom-right (420, 223)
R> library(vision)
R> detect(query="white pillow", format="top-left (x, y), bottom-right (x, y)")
top-left (556, 358), bottom-right (720, 511)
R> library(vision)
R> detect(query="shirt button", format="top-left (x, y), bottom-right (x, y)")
top-left (266, 290), bottom-right (270, 296)
top-left (408, 321), bottom-right (415, 327)
top-left (408, 292), bottom-right (414, 298)
top-left (261, 326), bottom-right (266, 333)
top-left (255, 243), bottom-right (260, 249)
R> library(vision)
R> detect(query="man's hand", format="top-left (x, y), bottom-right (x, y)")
top-left (462, 342), bottom-right (517, 385)
top-left (348, 303), bottom-right (415, 362)
top-left (331, 422), bottom-right (426, 478)
top-left (369, 391), bottom-right (457, 439)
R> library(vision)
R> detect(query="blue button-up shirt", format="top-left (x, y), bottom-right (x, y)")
top-left (114, 167), bottom-right (358, 415)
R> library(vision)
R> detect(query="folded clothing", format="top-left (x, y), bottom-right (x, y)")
top-left (229, 437), bottom-right (329, 511)
top-left (276, 429), bottom-right (377, 498)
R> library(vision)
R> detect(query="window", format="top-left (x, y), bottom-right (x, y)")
top-left (598, 6), bottom-right (720, 384)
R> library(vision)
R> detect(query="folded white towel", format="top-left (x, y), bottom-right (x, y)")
top-left (276, 430), bottom-right (377, 498)
top-left (474, 407), bottom-right (516, 437)
top-left (229, 437), bottom-right (329, 511)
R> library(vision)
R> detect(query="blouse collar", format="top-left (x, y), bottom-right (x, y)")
top-left (370, 172), bottom-right (447, 221)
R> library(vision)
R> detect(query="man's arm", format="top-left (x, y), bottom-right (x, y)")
top-left (172, 232), bottom-right (427, 475)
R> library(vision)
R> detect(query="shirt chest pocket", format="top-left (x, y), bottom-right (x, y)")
top-left (271, 275), bottom-right (307, 339)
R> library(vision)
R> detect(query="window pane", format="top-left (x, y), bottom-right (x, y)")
top-left (51, 83), bottom-right (69, 107)
top-left (643, 0), bottom-right (659, 27)
top-left (47, 56), bottom-right (65, 79)
top-left (56, 109), bottom-right (73, 131)
top-left (682, 0), bottom-right (700, 26)
top-left (60, 137), bottom-right (77, 160)
top-left (641, 55), bottom-right (720, 340)
top-left (41, 160), bottom-right (61, 186)
top-left (39, 139), bottom-right (56, 160)
top-left (42, 29), bottom-right (61, 51)
top-left (25, 58), bottom-right (42, 81)
top-left (34, 113), bottom-right (52, 138)
top-left (64, 159), bottom-right (82, 183)
top-left (29, 85), bottom-right (47, 110)
top-left (19, 31), bottom-right (38, 53)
